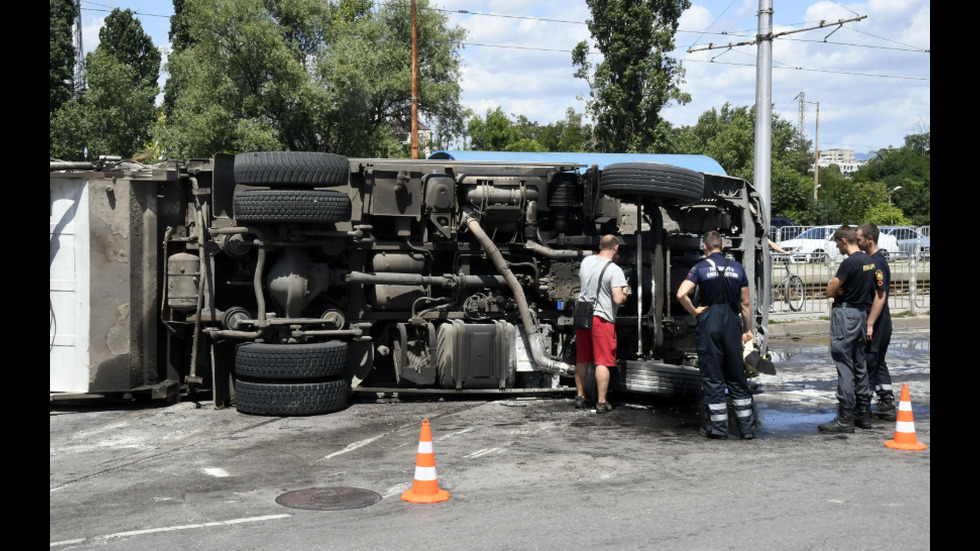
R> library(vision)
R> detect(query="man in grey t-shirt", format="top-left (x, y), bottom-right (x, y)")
top-left (575, 234), bottom-right (629, 413)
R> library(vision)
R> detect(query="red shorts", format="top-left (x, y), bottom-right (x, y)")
top-left (576, 316), bottom-right (617, 367)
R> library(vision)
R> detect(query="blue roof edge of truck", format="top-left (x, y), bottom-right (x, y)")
top-left (428, 150), bottom-right (727, 175)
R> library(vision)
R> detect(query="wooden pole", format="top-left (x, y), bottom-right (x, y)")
top-left (411, 0), bottom-right (419, 159)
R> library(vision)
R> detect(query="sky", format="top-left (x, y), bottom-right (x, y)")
top-left (79, 0), bottom-right (930, 154)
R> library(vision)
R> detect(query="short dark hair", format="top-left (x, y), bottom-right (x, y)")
top-left (858, 222), bottom-right (879, 243)
top-left (702, 230), bottom-right (723, 251)
top-left (834, 225), bottom-right (857, 244)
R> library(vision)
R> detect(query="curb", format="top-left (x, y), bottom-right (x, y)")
top-left (768, 315), bottom-right (929, 338)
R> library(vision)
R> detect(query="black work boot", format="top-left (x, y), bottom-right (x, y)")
top-left (854, 398), bottom-right (872, 429)
top-left (872, 392), bottom-right (897, 422)
top-left (700, 404), bottom-right (729, 439)
top-left (818, 406), bottom-right (855, 433)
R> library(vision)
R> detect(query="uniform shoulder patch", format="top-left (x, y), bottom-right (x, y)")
top-left (875, 268), bottom-right (884, 286)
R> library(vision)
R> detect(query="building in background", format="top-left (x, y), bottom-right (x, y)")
top-left (394, 122), bottom-right (434, 158)
top-left (818, 148), bottom-right (868, 177)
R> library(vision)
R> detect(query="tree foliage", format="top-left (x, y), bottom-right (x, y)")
top-left (466, 107), bottom-right (592, 153)
top-left (50, 8), bottom-right (160, 161)
top-left (158, 0), bottom-right (466, 159)
top-left (572, 0), bottom-right (691, 153)
top-left (467, 107), bottom-right (518, 151)
top-left (50, 0), bottom-right (78, 120)
top-left (162, 0), bottom-right (193, 120)
top-left (98, 8), bottom-right (161, 89)
top-left (851, 132), bottom-right (930, 225)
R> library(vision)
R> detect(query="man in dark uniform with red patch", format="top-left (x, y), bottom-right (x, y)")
top-left (858, 222), bottom-right (896, 421)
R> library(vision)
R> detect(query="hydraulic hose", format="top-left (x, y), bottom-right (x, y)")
top-left (462, 208), bottom-right (574, 375)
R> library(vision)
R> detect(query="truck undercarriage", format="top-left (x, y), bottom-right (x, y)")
top-left (49, 152), bottom-right (771, 414)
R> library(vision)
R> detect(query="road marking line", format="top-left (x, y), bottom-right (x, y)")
top-left (464, 447), bottom-right (500, 458)
top-left (49, 514), bottom-right (290, 547)
top-left (319, 433), bottom-right (387, 461)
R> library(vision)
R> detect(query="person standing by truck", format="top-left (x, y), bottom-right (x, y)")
top-left (819, 225), bottom-right (876, 433)
top-left (575, 235), bottom-right (629, 414)
top-left (676, 231), bottom-right (755, 440)
top-left (857, 222), bottom-right (896, 421)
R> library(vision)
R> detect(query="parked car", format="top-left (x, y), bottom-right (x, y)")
top-left (879, 226), bottom-right (930, 260)
top-left (769, 216), bottom-right (801, 242)
top-left (777, 225), bottom-right (899, 263)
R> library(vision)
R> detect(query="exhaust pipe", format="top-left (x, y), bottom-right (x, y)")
top-left (462, 208), bottom-right (574, 376)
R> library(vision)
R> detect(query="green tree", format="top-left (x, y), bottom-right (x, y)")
top-left (467, 107), bottom-right (519, 151)
top-left (812, 167), bottom-right (879, 225)
top-left (82, 48), bottom-right (161, 159)
top-left (159, 0), bottom-right (466, 159)
top-left (851, 131), bottom-right (930, 226)
top-left (537, 108), bottom-right (592, 152)
top-left (572, 0), bottom-right (691, 153)
top-left (49, 100), bottom-right (89, 161)
top-left (98, 8), bottom-right (161, 89)
top-left (50, 8), bottom-right (161, 160)
top-left (162, 0), bottom-right (193, 120)
top-left (50, 0), bottom-right (78, 115)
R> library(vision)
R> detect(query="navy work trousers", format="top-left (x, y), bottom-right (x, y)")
top-left (696, 304), bottom-right (753, 436)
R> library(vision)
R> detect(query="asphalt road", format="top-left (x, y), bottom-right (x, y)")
top-left (50, 322), bottom-right (930, 550)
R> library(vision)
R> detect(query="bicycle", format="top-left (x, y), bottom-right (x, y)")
top-left (770, 253), bottom-right (805, 312)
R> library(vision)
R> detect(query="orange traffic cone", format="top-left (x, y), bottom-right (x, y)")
top-left (401, 419), bottom-right (450, 503)
top-left (883, 383), bottom-right (927, 450)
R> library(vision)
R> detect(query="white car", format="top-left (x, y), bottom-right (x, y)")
top-left (879, 226), bottom-right (930, 260)
top-left (777, 225), bottom-right (898, 263)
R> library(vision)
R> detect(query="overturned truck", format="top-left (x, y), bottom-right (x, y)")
top-left (49, 151), bottom-right (772, 414)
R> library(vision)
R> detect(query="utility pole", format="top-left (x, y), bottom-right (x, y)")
top-left (753, 0), bottom-right (773, 231)
top-left (73, 0), bottom-right (86, 97)
top-left (410, 0), bottom-right (419, 159)
top-left (813, 101), bottom-right (819, 200)
top-left (795, 91), bottom-right (806, 144)
top-left (795, 92), bottom-right (820, 201)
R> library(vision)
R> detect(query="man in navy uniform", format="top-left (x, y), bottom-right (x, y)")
top-left (857, 222), bottom-right (896, 421)
top-left (820, 225), bottom-right (876, 433)
top-left (676, 231), bottom-right (755, 440)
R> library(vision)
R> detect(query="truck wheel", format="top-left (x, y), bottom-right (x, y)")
top-left (233, 189), bottom-right (352, 224)
top-left (599, 163), bottom-right (705, 204)
top-left (235, 379), bottom-right (350, 416)
top-left (234, 151), bottom-right (349, 187)
top-left (235, 341), bottom-right (348, 380)
top-left (610, 362), bottom-right (702, 397)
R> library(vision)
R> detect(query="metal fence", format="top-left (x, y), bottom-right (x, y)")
top-left (768, 226), bottom-right (930, 318)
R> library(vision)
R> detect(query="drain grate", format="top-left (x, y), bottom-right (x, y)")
top-left (276, 487), bottom-right (382, 511)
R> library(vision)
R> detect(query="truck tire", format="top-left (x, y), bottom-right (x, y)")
top-left (235, 341), bottom-right (348, 380)
top-left (599, 163), bottom-right (705, 204)
top-left (234, 151), bottom-right (349, 187)
top-left (235, 379), bottom-right (350, 416)
top-left (233, 189), bottom-right (352, 224)
top-left (610, 362), bottom-right (702, 397)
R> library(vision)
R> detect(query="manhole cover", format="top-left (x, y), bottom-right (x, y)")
top-left (276, 487), bottom-right (382, 511)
